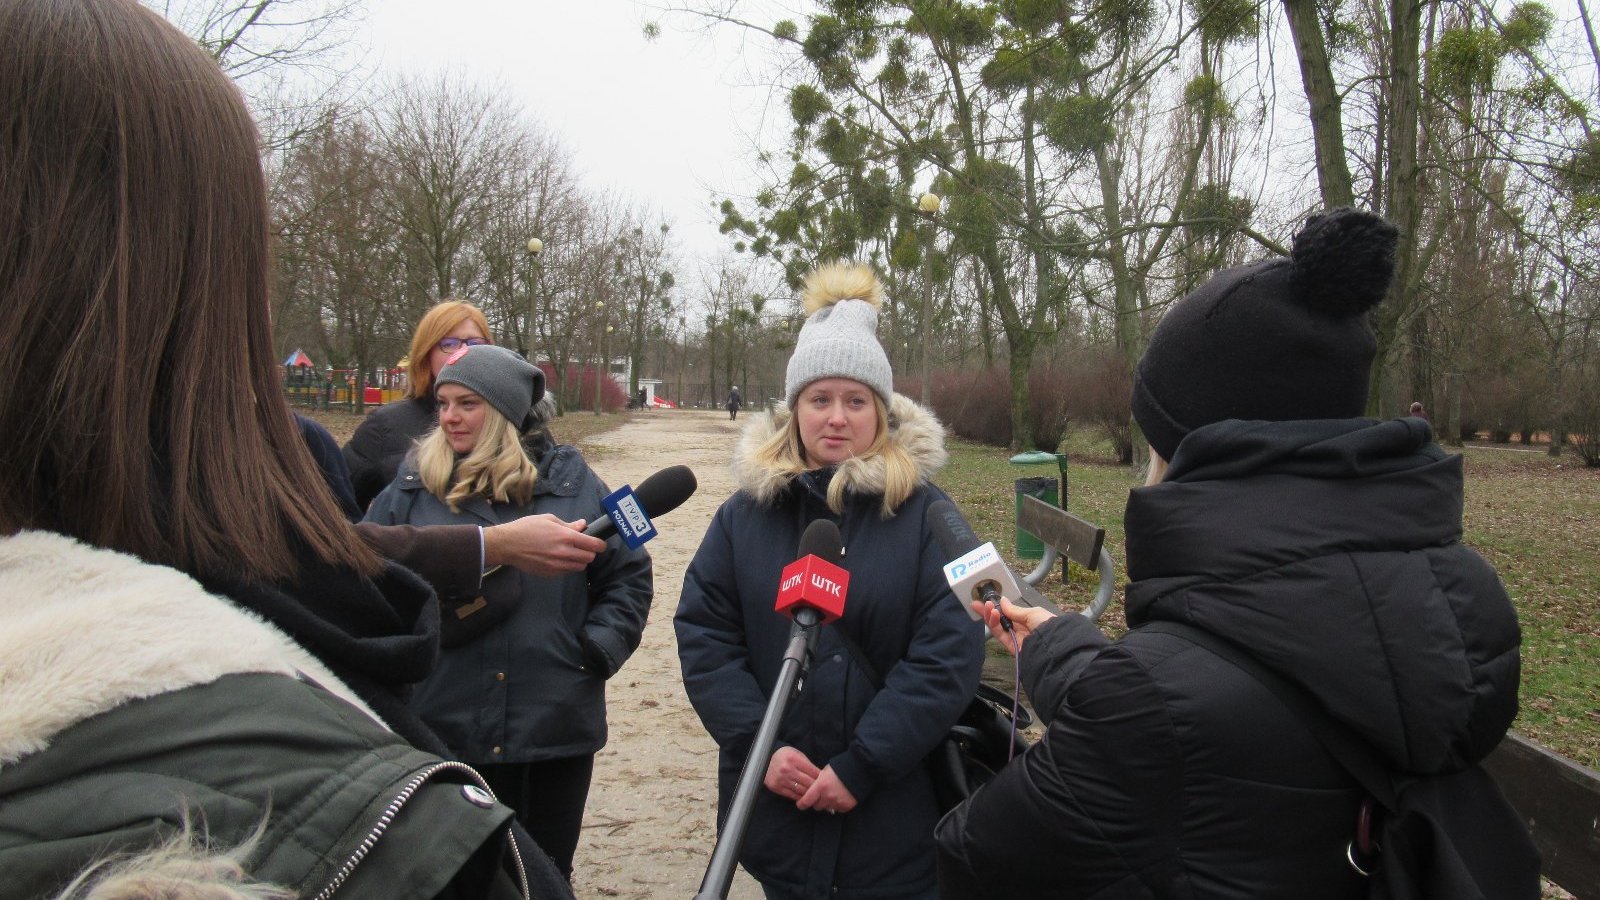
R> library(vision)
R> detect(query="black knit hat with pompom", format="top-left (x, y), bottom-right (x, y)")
top-left (1131, 207), bottom-right (1399, 461)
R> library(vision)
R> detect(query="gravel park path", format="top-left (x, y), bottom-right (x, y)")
top-left (568, 409), bottom-right (764, 900)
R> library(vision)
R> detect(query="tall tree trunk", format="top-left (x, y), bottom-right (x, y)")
top-left (1282, 0), bottom-right (1357, 208)
top-left (1372, 0), bottom-right (1426, 415)
top-left (1091, 144), bottom-right (1147, 454)
top-left (1009, 338), bottom-right (1036, 450)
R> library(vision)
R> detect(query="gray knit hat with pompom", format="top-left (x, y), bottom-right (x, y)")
top-left (784, 261), bottom-right (894, 406)
top-left (1131, 207), bottom-right (1399, 461)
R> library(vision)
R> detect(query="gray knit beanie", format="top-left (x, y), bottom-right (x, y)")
top-left (784, 261), bottom-right (894, 405)
top-left (435, 344), bottom-right (546, 432)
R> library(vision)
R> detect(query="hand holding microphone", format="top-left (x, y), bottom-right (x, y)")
top-left (927, 499), bottom-right (1021, 624)
top-left (483, 465), bottom-right (696, 576)
top-left (927, 499), bottom-right (1057, 654)
top-left (482, 514), bottom-right (606, 576)
top-left (973, 595), bottom-right (1056, 654)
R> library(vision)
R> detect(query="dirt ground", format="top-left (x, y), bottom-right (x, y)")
top-left (567, 409), bottom-right (765, 900)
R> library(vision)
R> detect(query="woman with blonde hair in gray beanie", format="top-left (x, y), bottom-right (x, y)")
top-left (676, 261), bottom-right (986, 900)
top-left (364, 344), bottom-right (653, 884)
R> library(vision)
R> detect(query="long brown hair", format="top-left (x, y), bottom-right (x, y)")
top-left (406, 300), bottom-right (493, 399)
top-left (0, 0), bottom-right (378, 582)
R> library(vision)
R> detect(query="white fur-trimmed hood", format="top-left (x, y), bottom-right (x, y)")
top-left (0, 531), bottom-right (381, 769)
top-left (732, 392), bottom-right (947, 506)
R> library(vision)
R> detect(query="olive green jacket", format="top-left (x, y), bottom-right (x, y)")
top-left (0, 531), bottom-right (541, 900)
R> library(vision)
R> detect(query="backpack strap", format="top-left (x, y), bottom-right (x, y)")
top-left (1137, 620), bottom-right (1399, 809)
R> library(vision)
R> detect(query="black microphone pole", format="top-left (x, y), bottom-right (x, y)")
top-left (694, 606), bottom-right (823, 900)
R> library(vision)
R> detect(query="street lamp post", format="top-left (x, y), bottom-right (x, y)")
top-left (525, 237), bottom-right (543, 352)
top-left (916, 192), bottom-right (941, 407)
top-left (593, 301), bottom-right (607, 415)
top-left (677, 316), bottom-right (687, 408)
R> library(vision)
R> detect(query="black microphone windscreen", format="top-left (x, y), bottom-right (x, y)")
top-left (797, 518), bottom-right (842, 562)
top-left (926, 499), bottom-right (982, 559)
top-left (633, 465), bottom-right (698, 518)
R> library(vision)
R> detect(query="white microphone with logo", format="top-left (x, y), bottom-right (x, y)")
top-left (928, 499), bottom-right (1021, 629)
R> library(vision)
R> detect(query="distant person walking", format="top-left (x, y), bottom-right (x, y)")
top-left (726, 385), bottom-right (744, 420)
top-left (1409, 400), bottom-right (1428, 419)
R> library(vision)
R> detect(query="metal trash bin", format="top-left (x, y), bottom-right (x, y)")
top-left (1009, 451), bottom-right (1068, 560)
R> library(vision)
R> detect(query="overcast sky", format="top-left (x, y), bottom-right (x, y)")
top-left (363, 1), bottom-right (796, 263)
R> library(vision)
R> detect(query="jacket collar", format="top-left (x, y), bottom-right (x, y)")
top-left (731, 392), bottom-right (946, 507)
top-left (0, 531), bottom-right (383, 769)
top-left (1125, 416), bottom-right (1460, 587)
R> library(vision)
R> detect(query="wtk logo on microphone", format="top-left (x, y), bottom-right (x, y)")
top-left (601, 485), bottom-right (656, 550)
top-left (781, 570), bottom-right (843, 599)
top-left (775, 554), bottom-right (850, 624)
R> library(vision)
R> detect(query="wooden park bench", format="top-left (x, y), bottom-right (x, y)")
top-left (1014, 494), bottom-right (1600, 898)
top-left (1014, 493), bottom-right (1114, 620)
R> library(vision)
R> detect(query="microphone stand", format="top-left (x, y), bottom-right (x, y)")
top-left (694, 606), bottom-right (823, 900)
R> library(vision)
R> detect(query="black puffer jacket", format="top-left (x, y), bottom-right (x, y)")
top-left (936, 417), bottom-right (1521, 898)
top-left (344, 396), bottom-right (437, 511)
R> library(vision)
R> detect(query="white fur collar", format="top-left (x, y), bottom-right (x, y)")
top-left (0, 531), bottom-right (382, 768)
top-left (732, 392), bottom-right (947, 506)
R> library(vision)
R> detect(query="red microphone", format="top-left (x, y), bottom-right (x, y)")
top-left (774, 519), bottom-right (849, 624)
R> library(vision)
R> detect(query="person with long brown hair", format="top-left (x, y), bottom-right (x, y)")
top-left (0, 0), bottom-right (568, 896)
top-left (344, 299), bottom-right (493, 510)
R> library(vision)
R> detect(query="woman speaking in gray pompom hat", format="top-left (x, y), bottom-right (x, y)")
top-left (936, 209), bottom-right (1535, 899)
top-left (676, 261), bottom-right (986, 900)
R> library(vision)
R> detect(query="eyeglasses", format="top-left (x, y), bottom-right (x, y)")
top-left (435, 336), bottom-right (490, 354)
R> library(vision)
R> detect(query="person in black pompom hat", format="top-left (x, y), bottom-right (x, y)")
top-left (1131, 207), bottom-right (1397, 462)
top-left (935, 209), bottom-right (1535, 900)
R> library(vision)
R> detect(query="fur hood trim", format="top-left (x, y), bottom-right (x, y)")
top-left (527, 391), bottom-right (558, 428)
top-left (732, 392), bottom-right (947, 506)
top-left (0, 531), bottom-right (381, 768)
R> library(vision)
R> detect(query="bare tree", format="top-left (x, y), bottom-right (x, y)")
top-left (375, 75), bottom-right (538, 308)
top-left (614, 218), bottom-right (679, 396)
top-left (149, 0), bottom-right (368, 150)
top-left (272, 112), bottom-right (409, 401)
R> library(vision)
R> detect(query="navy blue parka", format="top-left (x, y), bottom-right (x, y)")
top-left (364, 418), bottom-right (653, 765)
top-left (676, 394), bottom-right (986, 899)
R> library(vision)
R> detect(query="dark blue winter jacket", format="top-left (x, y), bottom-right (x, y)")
top-left (676, 395), bottom-right (986, 900)
top-left (364, 421), bottom-right (653, 765)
